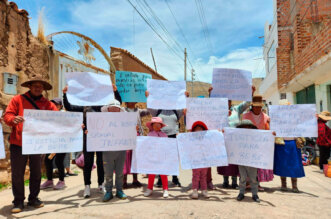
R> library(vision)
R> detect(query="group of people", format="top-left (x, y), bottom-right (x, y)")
top-left (1, 76), bottom-right (331, 214)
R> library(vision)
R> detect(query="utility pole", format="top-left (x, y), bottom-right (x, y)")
top-left (191, 68), bottom-right (195, 97)
top-left (184, 48), bottom-right (187, 81)
top-left (150, 48), bottom-right (157, 72)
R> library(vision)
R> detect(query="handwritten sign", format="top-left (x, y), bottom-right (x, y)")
top-left (211, 68), bottom-right (252, 101)
top-left (116, 71), bottom-right (152, 103)
top-left (0, 110), bottom-right (5, 159)
top-left (131, 136), bottom-right (179, 175)
top-left (66, 72), bottom-right (114, 106)
top-left (147, 79), bottom-right (186, 109)
top-left (177, 130), bottom-right (228, 169)
top-left (86, 112), bottom-right (138, 151)
top-left (224, 128), bottom-right (275, 169)
top-left (22, 110), bottom-right (83, 155)
top-left (269, 104), bottom-right (318, 137)
top-left (186, 98), bottom-right (228, 130)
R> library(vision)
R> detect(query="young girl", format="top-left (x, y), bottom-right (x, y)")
top-left (143, 117), bottom-right (169, 198)
top-left (190, 121), bottom-right (210, 199)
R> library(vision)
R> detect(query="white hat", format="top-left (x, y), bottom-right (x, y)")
top-left (101, 99), bottom-right (123, 112)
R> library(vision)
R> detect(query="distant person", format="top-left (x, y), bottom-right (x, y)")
top-left (317, 111), bottom-right (331, 171)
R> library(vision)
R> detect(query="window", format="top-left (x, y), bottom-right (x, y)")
top-left (268, 42), bottom-right (276, 72)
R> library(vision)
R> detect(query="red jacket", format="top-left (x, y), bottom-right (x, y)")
top-left (3, 92), bottom-right (58, 146)
top-left (316, 119), bottom-right (331, 147)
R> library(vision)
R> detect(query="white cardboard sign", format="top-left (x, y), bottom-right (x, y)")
top-left (86, 112), bottom-right (138, 151)
top-left (177, 130), bottom-right (228, 169)
top-left (22, 110), bottom-right (83, 154)
top-left (131, 136), bottom-right (179, 175)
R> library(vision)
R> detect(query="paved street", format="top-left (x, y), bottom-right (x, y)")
top-left (0, 165), bottom-right (330, 219)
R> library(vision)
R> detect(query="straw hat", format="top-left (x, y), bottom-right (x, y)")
top-left (146, 117), bottom-right (167, 131)
top-left (318, 111), bottom-right (331, 121)
top-left (251, 95), bottom-right (264, 107)
top-left (21, 76), bottom-right (52, 90)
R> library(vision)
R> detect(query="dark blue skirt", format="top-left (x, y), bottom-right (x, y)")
top-left (274, 140), bottom-right (305, 178)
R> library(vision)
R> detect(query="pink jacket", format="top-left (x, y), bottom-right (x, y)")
top-left (242, 111), bottom-right (270, 130)
top-left (148, 130), bottom-right (168, 137)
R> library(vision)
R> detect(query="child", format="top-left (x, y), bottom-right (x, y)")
top-left (235, 120), bottom-right (260, 203)
top-left (100, 100), bottom-right (127, 202)
top-left (143, 117), bottom-right (169, 198)
top-left (190, 121), bottom-right (210, 199)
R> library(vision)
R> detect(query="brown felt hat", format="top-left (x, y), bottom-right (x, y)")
top-left (21, 76), bottom-right (52, 90)
top-left (318, 111), bottom-right (331, 121)
top-left (251, 95), bottom-right (264, 107)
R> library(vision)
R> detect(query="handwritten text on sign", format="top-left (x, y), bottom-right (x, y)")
top-left (224, 128), bottom-right (275, 169)
top-left (116, 71), bottom-right (152, 103)
top-left (131, 136), bottom-right (179, 175)
top-left (177, 130), bottom-right (228, 169)
top-left (22, 110), bottom-right (83, 155)
top-left (66, 72), bottom-right (114, 106)
top-left (269, 104), bottom-right (317, 137)
top-left (211, 68), bottom-right (252, 101)
top-left (86, 112), bottom-right (138, 151)
top-left (147, 79), bottom-right (186, 110)
top-left (0, 110), bottom-right (5, 159)
top-left (186, 98), bottom-right (228, 130)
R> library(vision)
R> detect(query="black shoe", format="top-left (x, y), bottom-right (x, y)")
top-left (231, 183), bottom-right (239, 189)
top-left (172, 179), bottom-right (181, 187)
top-left (123, 182), bottom-right (129, 189)
top-left (237, 193), bottom-right (245, 201)
top-left (156, 178), bottom-right (162, 188)
top-left (252, 195), bottom-right (260, 203)
top-left (27, 198), bottom-right (44, 208)
top-left (222, 182), bottom-right (230, 188)
top-left (132, 181), bottom-right (142, 187)
top-left (11, 203), bottom-right (24, 213)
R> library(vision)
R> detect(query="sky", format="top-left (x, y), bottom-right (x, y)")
top-left (14, 0), bottom-right (274, 82)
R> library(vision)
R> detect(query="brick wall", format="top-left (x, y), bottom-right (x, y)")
top-left (277, 0), bottom-right (331, 89)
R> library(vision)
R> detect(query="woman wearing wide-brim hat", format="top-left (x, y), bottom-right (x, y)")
top-left (316, 111), bottom-right (331, 172)
top-left (242, 95), bottom-right (274, 190)
top-left (273, 99), bottom-right (305, 193)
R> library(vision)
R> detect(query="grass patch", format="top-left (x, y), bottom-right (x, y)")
top-left (0, 183), bottom-right (10, 191)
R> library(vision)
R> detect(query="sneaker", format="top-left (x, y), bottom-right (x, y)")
top-left (252, 195), bottom-right (260, 203)
top-left (11, 203), bottom-right (24, 213)
top-left (54, 181), bottom-right (65, 190)
top-left (98, 184), bottom-right (105, 194)
top-left (84, 185), bottom-right (91, 198)
top-left (27, 198), bottom-right (44, 208)
top-left (144, 189), bottom-right (153, 197)
top-left (207, 182), bottom-right (215, 190)
top-left (116, 190), bottom-right (127, 200)
top-left (132, 181), bottom-right (142, 187)
top-left (231, 183), bottom-right (239, 189)
top-left (222, 182), bottom-right (229, 188)
top-left (202, 190), bottom-right (210, 198)
top-left (237, 193), bottom-right (245, 201)
top-left (103, 192), bottom-right (113, 202)
top-left (40, 180), bottom-right (54, 189)
top-left (191, 189), bottom-right (198, 199)
top-left (163, 190), bottom-right (169, 198)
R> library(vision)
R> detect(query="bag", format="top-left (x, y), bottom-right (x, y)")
top-left (21, 94), bottom-right (40, 110)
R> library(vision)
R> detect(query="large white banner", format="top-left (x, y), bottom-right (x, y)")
top-left (86, 112), bottom-right (138, 151)
top-left (186, 98), bottom-right (228, 130)
top-left (224, 128), bottom-right (275, 169)
top-left (177, 130), bottom-right (228, 169)
top-left (147, 79), bottom-right (186, 109)
top-left (211, 68), bottom-right (252, 101)
top-left (66, 72), bottom-right (114, 106)
top-left (269, 104), bottom-right (318, 137)
top-left (131, 136), bottom-right (179, 175)
top-left (22, 110), bottom-right (83, 155)
top-left (0, 110), bottom-right (5, 159)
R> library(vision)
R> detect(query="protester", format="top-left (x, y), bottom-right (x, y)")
top-left (273, 99), bottom-right (305, 193)
top-left (232, 120), bottom-right (260, 203)
top-left (243, 95), bottom-right (274, 189)
top-left (3, 76), bottom-right (58, 213)
top-left (209, 86), bottom-right (256, 189)
top-left (123, 102), bottom-right (150, 188)
top-left (100, 100), bottom-right (128, 201)
top-left (63, 85), bottom-right (122, 198)
top-left (143, 117), bottom-right (169, 198)
top-left (190, 121), bottom-right (210, 199)
top-left (316, 111), bottom-right (331, 171)
top-left (145, 91), bottom-right (189, 187)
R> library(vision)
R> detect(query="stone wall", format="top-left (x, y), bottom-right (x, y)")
top-left (0, 0), bottom-right (51, 184)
